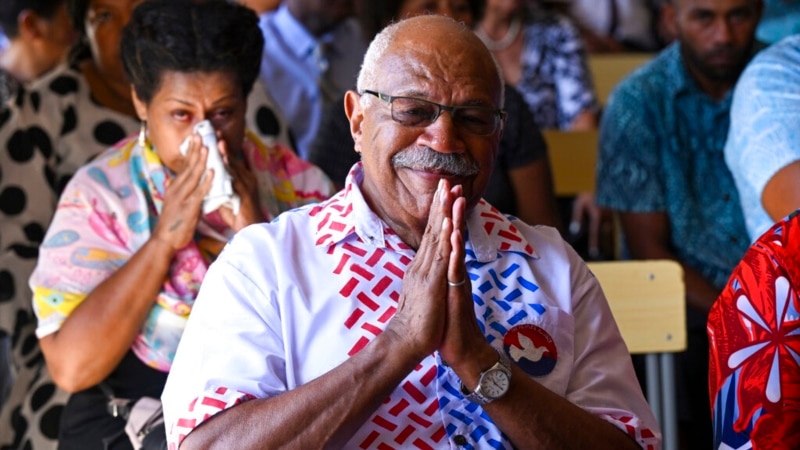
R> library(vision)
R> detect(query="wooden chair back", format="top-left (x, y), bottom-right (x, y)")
top-left (588, 53), bottom-right (655, 105)
top-left (541, 130), bottom-right (598, 196)
top-left (587, 260), bottom-right (686, 354)
top-left (587, 259), bottom-right (686, 450)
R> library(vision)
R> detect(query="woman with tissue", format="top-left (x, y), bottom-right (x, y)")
top-left (27, 0), bottom-right (333, 448)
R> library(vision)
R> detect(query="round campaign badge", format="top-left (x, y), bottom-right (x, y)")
top-left (503, 324), bottom-right (558, 377)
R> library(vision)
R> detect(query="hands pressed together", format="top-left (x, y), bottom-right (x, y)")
top-left (387, 178), bottom-right (497, 382)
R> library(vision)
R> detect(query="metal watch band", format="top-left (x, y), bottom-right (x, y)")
top-left (460, 347), bottom-right (512, 405)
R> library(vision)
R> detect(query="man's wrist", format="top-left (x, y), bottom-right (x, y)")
top-left (453, 344), bottom-right (508, 392)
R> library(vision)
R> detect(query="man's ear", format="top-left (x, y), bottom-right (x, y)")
top-left (344, 90), bottom-right (364, 154)
top-left (17, 10), bottom-right (43, 40)
top-left (661, 1), bottom-right (677, 41)
top-left (131, 86), bottom-right (148, 121)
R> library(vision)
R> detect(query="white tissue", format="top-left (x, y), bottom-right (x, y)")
top-left (179, 120), bottom-right (240, 215)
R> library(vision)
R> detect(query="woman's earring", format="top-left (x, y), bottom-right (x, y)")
top-left (138, 121), bottom-right (147, 147)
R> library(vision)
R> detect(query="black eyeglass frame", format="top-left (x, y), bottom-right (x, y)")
top-left (361, 89), bottom-right (506, 136)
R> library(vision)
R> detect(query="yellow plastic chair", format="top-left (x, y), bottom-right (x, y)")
top-left (587, 260), bottom-right (686, 450)
top-left (541, 130), bottom-right (598, 197)
top-left (588, 53), bottom-right (655, 105)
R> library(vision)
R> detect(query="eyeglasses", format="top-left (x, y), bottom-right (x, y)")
top-left (362, 90), bottom-right (505, 136)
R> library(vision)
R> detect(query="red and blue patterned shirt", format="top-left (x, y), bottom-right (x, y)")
top-left (709, 209), bottom-right (800, 449)
top-left (162, 163), bottom-right (660, 449)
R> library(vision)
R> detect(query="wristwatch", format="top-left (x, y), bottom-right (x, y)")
top-left (460, 348), bottom-right (512, 405)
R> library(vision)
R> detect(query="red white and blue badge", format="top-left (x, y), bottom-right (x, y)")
top-left (503, 324), bottom-right (558, 377)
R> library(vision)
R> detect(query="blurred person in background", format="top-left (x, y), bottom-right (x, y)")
top-left (0, 0), bottom-right (76, 447)
top-left (536, 0), bottom-right (669, 53)
top-left (258, 0), bottom-right (366, 159)
top-left (596, 0), bottom-right (764, 446)
top-left (477, 0), bottom-right (604, 260)
top-left (0, 0), bottom-right (75, 103)
top-left (725, 33), bottom-right (800, 242)
top-left (756, 0), bottom-right (800, 43)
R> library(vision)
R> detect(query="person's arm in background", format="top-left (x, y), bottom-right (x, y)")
top-left (763, 161), bottom-right (800, 221)
top-left (723, 36), bottom-right (800, 240)
top-left (569, 111), bottom-right (599, 130)
top-left (597, 86), bottom-right (719, 313)
top-left (619, 212), bottom-right (723, 313)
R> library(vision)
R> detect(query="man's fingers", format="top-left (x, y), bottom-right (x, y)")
top-left (447, 195), bottom-right (467, 288)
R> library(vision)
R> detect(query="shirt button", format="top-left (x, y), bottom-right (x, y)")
top-left (453, 435), bottom-right (468, 446)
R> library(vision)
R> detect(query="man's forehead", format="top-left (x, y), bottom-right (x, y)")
top-left (374, 43), bottom-right (500, 103)
top-left (675, 0), bottom-right (757, 12)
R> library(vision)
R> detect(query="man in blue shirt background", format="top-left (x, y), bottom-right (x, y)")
top-left (257, 0), bottom-right (366, 159)
top-left (595, 0), bottom-right (764, 447)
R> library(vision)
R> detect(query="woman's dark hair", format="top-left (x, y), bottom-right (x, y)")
top-left (357, 0), bottom-right (485, 40)
top-left (120, 0), bottom-right (264, 104)
top-left (0, 0), bottom-right (67, 38)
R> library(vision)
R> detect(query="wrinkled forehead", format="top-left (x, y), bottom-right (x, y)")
top-left (375, 37), bottom-right (502, 107)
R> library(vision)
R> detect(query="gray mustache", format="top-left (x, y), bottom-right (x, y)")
top-left (392, 147), bottom-right (480, 177)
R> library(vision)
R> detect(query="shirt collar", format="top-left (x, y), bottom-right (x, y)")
top-left (664, 40), bottom-right (766, 99)
top-left (272, 3), bottom-right (319, 60)
top-left (310, 163), bottom-right (538, 263)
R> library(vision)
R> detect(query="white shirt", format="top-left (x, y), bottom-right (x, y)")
top-left (162, 164), bottom-right (660, 449)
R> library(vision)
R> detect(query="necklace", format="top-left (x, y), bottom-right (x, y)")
top-left (475, 16), bottom-right (522, 52)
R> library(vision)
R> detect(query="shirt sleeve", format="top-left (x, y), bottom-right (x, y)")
top-left (29, 166), bottom-right (134, 338)
top-left (161, 225), bottom-right (287, 449)
top-left (595, 77), bottom-right (665, 212)
top-left (724, 37), bottom-right (800, 240)
top-left (708, 212), bottom-right (800, 449)
top-left (564, 248), bottom-right (662, 448)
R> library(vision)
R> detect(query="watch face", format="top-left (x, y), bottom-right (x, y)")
top-left (481, 368), bottom-right (510, 398)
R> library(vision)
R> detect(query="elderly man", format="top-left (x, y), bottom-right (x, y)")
top-left (595, 0), bottom-right (763, 447)
top-left (162, 16), bottom-right (658, 450)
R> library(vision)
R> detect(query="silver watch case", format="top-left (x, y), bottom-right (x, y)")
top-left (460, 348), bottom-right (512, 405)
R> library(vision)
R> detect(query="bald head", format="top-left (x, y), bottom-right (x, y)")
top-left (356, 15), bottom-right (504, 107)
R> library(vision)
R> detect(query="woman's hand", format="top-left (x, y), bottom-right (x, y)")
top-left (151, 135), bottom-right (213, 252)
top-left (217, 138), bottom-right (265, 230)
